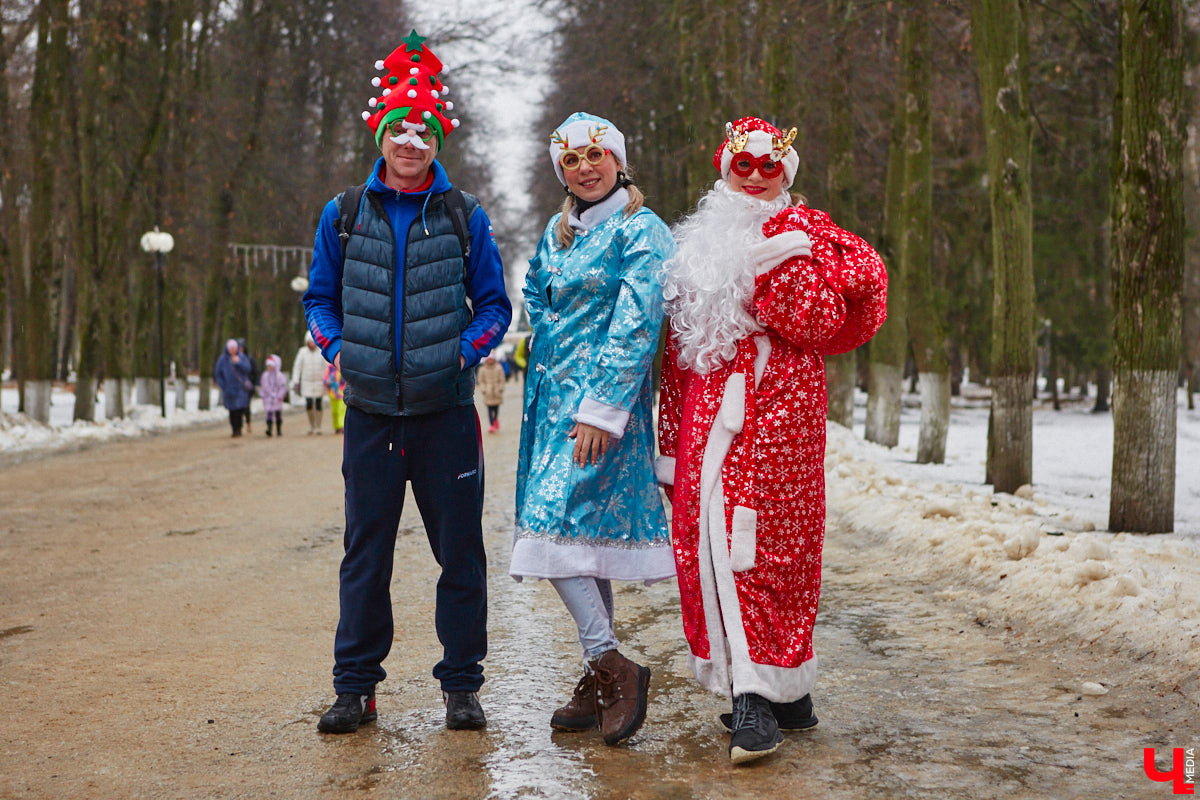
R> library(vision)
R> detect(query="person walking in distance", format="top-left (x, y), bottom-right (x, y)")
top-left (325, 361), bottom-right (347, 434)
top-left (291, 332), bottom-right (327, 434)
top-left (259, 355), bottom-right (288, 436)
top-left (476, 355), bottom-right (505, 432)
top-left (303, 31), bottom-right (511, 734)
top-left (214, 338), bottom-right (253, 438)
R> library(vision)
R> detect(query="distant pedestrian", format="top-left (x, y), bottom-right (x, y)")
top-left (214, 338), bottom-right (253, 437)
top-left (512, 334), bottom-right (530, 384)
top-left (476, 355), bottom-right (505, 432)
top-left (291, 332), bottom-right (327, 434)
top-left (259, 355), bottom-right (288, 437)
top-left (238, 338), bottom-right (260, 433)
top-left (325, 361), bottom-right (346, 434)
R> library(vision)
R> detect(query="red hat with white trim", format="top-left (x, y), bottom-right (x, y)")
top-left (713, 117), bottom-right (799, 188)
top-left (361, 30), bottom-right (459, 151)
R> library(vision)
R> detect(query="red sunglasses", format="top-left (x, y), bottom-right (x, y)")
top-left (730, 153), bottom-right (784, 179)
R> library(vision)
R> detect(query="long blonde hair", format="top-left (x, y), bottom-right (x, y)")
top-left (554, 169), bottom-right (645, 250)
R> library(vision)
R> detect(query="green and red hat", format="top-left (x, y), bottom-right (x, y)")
top-left (361, 30), bottom-right (459, 150)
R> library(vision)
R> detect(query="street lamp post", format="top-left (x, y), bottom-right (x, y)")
top-left (140, 227), bottom-right (174, 418)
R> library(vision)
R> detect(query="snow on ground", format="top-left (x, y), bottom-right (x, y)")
top-left (4, 380), bottom-right (1198, 689)
top-left (0, 383), bottom-right (230, 458)
top-left (828, 386), bottom-right (1200, 693)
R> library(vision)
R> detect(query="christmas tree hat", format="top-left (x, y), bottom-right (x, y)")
top-left (361, 30), bottom-right (459, 150)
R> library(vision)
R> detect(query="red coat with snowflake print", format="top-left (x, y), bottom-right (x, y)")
top-left (658, 205), bottom-right (887, 700)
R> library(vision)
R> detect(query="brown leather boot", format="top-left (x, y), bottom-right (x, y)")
top-left (593, 649), bottom-right (650, 745)
top-left (550, 670), bottom-right (598, 731)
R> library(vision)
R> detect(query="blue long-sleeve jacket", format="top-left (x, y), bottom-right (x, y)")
top-left (302, 158), bottom-right (511, 371)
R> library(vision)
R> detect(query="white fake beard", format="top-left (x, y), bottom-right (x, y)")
top-left (663, 181), bottom-right (791, 374)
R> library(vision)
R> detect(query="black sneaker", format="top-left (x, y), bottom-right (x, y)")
top-left (444, 691), bottom-right (486, 730)
top-left (720, 693), bottom-right (818, 732)
top-left (728, 693), bottom-right (782, 764)
top-left (317, 692), bottom-right (377, 734)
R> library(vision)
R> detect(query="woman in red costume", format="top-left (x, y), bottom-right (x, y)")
top-left (657, 117), bottom-right (888, 764)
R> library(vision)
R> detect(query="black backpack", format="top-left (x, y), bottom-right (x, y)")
top-left (333, 184), bottom-right (472, 280)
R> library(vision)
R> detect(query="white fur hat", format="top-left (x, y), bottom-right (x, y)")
top-left (549, 112), bottom-right (627, 187)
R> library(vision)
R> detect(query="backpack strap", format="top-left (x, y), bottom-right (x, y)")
top-left (334, 183), bottom-right (367, 263)
top-left (439, 187), bottom-right (472, 269)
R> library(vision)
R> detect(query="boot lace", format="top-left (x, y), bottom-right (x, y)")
top-left (732, 694), bottom-right (762, 731)
top-left (572, 673), bottom-right (595, 702)
top-left (593, 661), bottom-right (626, 707)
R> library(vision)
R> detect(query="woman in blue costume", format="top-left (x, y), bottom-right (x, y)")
top-left (512, 112), bottom-right (674, 746)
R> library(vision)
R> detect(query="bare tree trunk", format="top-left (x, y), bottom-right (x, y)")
top-left (24, 0), bottom-right (70, 423)
top-left (824, 0), bottom-right (858, 429)
top-left (866, 15), bottom-right (908, 447)
top-left (0, 14), bottom-right (34, 381)
top-left (1182, 36), bottom-right (1200, 413)
top-left (900, 0), bottom-right (949, 464)
top-left (970, 0), bottom-right (1035, 492)
top-left (1108, 0), bottom-right (1186, 533)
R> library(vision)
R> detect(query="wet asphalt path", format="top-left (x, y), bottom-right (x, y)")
top-left (0, 382), bottom-right (1194, 799)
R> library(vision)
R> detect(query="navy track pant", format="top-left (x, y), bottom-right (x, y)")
top-left (332, 403), bottom-right (486, 694)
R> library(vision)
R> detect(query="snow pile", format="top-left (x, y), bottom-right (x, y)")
top-left (825, 422), bottom-right (1200, 687)
top-left (0, 405), bottom-right (228, 456)
top-left (0, 386), bottom-right (229, 459)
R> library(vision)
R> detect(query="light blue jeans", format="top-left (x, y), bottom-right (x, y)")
top-left (551, 576), bottom-right (619, 662)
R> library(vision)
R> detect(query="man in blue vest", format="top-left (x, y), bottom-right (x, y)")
top-left (303, 30), bottom-right (511, 734)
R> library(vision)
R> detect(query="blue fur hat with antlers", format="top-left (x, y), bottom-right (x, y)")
top-left (548, 112), bottom-right (628, 187)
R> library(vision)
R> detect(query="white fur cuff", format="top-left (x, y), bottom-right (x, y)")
top-left (573, 396), bottom-right (630, 438)
top-left (654, 455), bottom-right (676, 486)
top-left (720, 374), bottom-right (746, 434)
top-left (751, 230), bottom-right (812, 277)
top-left (730, 505), bottom-right (757, 572)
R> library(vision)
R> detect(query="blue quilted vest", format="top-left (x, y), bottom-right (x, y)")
top-left (339, 190), bottom-right (477, 416)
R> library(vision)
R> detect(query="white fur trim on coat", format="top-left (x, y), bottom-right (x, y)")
top-left (720, 373), bottom-right (746, 434)
top-left (567, 188), bottom-right (631, 233)
top-left (654, 455), bottom-right (677, 486)
top-left (573, 396), bottom-right (630, 438)
top-left (729, 505), bottom-right (757, 572)
top-left (751, 230), bottom-right (812, 277)
top-left (752, 335), bottom-right (771, 388)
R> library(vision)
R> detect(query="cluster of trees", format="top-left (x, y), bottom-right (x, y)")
top-left (4, 0), bottom-right (1196, 530)
top-left (532, 0), bottom-right (1197, 531)
top-left (1, 0), bottom-right (498, 420)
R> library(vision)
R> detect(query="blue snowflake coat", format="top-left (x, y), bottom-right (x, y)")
top-left (512, 201), bottom-right (675, 583)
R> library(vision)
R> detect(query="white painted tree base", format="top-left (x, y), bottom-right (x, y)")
top-left (24, 380), bottom-right (52, 424)
top-left (917, 372), bottom-right (951, 464)
top-left (865, 363), bottom-right (902, 447)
